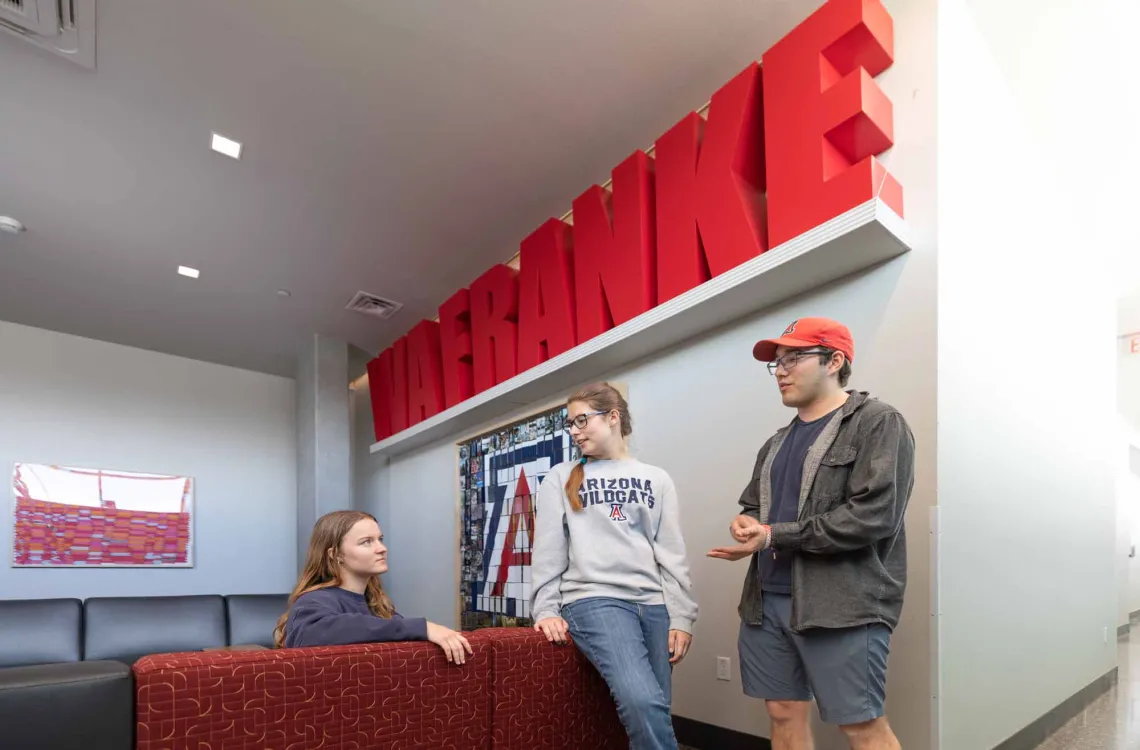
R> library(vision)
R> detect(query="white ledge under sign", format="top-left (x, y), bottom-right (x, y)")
top-left (372, 198), bottom-right (911, 459)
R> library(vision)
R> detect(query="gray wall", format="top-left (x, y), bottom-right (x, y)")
top-left (350, 355), bottom-right (393, 588)
top-left (296, 336), bottom-right (317, 569)
top-left (0, 320), bottom-right (297, 598)
top-left (383, 440), bottom-right (463, 626)
top-left (296, 335), bottom-right (352, 568)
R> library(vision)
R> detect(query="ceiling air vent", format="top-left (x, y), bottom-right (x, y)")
top-left (0, 0), bottom-right (57, 36)
top-left (345, 291), bottom-right (403, 321)
top-left (0, 0), bottom-right (96, 69)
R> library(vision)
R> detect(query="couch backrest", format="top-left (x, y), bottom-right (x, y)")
top-left (225, 594), bottom-right (288, 648)
top-left (0, 598), bottom-right (83, 667)
top-left (135, 640), bottom-right (495, 749)
top-left (85, 595), bottom-right (226, 664)
top-left (133, 628), bottom-right (626, 750)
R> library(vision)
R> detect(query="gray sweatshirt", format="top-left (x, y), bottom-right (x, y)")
top-left (530, 458), bottom-right (698, 633)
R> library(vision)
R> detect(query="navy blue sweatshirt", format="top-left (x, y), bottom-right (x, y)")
top-left (283, 586), bottom-right (429, 648)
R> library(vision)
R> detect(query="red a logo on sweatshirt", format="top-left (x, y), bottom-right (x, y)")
top-left (609, 504), bottom-right (628, 522)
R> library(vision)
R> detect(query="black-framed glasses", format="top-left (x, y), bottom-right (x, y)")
top-left (563, 411), bottom-right (608, 431)
top-left (766, 349), bottom-right (831, 376)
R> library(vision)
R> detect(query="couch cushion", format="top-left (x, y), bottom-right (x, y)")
top-left (0, 660), bottom-right (133, 750)
top-left (134, 640), bottom-right (493, 750)
top-left (0, 598), bottom-right (82, 667)
top-left (85, 595), bottom-right (226, 664)
top-left (225, 594), bottom-right (288, 648)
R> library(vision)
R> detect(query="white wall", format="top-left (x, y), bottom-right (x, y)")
top-left (1120, 333), bottom-right (1140, 438)
top-left (0, 320), bottom-right (297, 599)
top-left (355, 0), bottom-right (938, 742)
top-left (1119, 334), bottom-right (1140, 626)
top-left (1117, 433), bottom-right (1133, 630)
top-left (936, 0), bottom-right (1128, 747)
top-left (1120, 439), bottom-right (1140, 625)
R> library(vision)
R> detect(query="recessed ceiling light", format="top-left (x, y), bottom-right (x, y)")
top-left (0, 216), bottom-right (26, 235)
top-left (178, 265), bottom-right (200, 279)
top-left (210, 132), bottom-right (243, 160)
top-left (276, 289), bottom-right (291, 297)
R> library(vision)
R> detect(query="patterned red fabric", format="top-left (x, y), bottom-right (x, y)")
top-left (134, 641), bottom-right (492, 750)
top-left (470, 628), bottom-right (625, 749)
top-left (134, 629), bottom-right (626, 749)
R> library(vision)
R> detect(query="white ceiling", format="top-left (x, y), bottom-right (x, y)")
top-left (0, 0), bottom-right (815, 376)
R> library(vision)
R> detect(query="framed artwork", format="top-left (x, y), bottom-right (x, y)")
top-left (11, 462), bottom-right (194, 567)
top-left (457, 403), bottom-right (579, 630)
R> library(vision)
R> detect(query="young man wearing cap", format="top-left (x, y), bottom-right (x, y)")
top-left (708, 317), bottom-right (915, 750)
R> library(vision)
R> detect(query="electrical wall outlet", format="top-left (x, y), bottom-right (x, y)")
top-left (716, 656), bottom-right (731, 681)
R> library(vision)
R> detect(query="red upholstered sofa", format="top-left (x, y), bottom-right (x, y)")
top-left (133, 627), bottom-right (625, 749)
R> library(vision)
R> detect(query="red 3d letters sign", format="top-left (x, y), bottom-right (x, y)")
top-left (369, 0), bottom-right (903, 441)
top-left (762, 0), bottom-right (902, 246)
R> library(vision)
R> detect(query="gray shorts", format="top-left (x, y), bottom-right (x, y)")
top-left (738, 592), bottom-right (890, 726)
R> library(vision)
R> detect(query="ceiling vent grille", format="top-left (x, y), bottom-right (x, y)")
top-left (345, 291), bottom-right (403, 321)
top-left (0, 0), bottom-right (55, 36)
top-left (0, 0), bottom-right (95, 69)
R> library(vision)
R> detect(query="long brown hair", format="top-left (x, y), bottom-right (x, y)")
top-left (273, 510), bottom-right (396, 648)
top-left (564, 382), bottom-right (632, 512)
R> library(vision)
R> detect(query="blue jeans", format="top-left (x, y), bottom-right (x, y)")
top-left (562, 597), bottom-right (678, 750)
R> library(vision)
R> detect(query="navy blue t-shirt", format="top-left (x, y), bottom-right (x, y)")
top-left (760, 408), bottom-right (839, 594)
top-left (284, 586), bottom-right (428, 648)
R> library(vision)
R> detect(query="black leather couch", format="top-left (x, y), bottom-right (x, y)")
top-left (0, 593), bottom-right (288, 750)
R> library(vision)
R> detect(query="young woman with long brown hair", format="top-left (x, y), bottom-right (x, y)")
top-left (530, 383), bottom-right (698, 750)
top-left (274, 510), bottom-right (471, 664)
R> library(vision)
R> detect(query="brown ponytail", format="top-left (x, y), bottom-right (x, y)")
top-left (563, 382), bottom-right (632, 512)
top-left (566, 461), bottom-right (587, 512)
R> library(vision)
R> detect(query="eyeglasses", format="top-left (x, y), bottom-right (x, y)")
top-left (563, 411), bottom-right (609, 431)
top-left (766, 349), bottom-right (831, 376)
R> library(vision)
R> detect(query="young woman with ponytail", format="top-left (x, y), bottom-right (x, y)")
top-left (274, 510), bottom-right (471, 664)
top-left (530, 383), bottom-right (698, 750)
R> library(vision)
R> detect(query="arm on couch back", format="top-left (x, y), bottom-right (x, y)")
top-left (134, 641), bottom-right (491, 750)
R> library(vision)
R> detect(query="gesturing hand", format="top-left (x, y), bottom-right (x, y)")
top-left (708, 524), bottom-right (768, 561)
top-left (534, 617), bottom-right (570, 645)
top-left (668, 630), bottom-right (692, 664)
top-left (730, 514), bottom-right (762, 543)
top-left (426, 622), bottom-right (473, 664)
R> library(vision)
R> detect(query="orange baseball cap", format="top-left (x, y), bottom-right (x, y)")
top-left (752, 317), bottom-right (855, 363)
